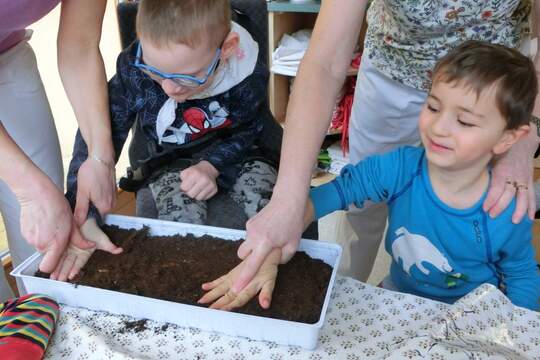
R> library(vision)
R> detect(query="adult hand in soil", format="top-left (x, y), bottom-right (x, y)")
top-left (74, 156), bottom-right (117, 225)
top-left (17, 178), bottom-right (96, 273)
top-left (198, 248), bottom-right (282, 311)
top-left (482, 132), bottom-right (536, 223)
top-left (180, 161), bottom-right (219, 200)
top-left (233, 197), bottom-right (314, 293)
top-left (50, 218), bottom-right (123, 281)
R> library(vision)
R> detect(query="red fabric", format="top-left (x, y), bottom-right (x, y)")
top-left (350, 52), bottom-right (361, 69)
top-left (329, 53), bottom-right (361, 155)
top-left (330, 77), bottom-right (356, 155)
top-left (0, 337), bottom-right (43, 360)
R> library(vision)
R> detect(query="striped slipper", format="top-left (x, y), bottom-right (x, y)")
top-left (0, 294), bottom-right (59, 360)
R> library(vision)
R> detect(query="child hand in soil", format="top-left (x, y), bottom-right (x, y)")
top-left (50, 218), bottom-right (123, 281)
top-left (198, 248), bottom-right (281, 311)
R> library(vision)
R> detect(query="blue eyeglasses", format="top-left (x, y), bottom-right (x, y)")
top-left (134, 42), bottom-right (221, 88)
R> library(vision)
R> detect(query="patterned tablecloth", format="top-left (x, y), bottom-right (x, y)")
top-left (45, 277), bottom-right (540, 360)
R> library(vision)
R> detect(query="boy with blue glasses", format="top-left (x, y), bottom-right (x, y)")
top-left (50, 0), bottom-right (278, 280)
top-left (134, 42), bottom-right (222, 89)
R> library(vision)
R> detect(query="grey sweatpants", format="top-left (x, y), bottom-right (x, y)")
top-left (0, 37), bottom-right (64, 302)
top-left (0, 37), bottom-right (63, 301)
top-left (146, 160), bottom-right (277, 225)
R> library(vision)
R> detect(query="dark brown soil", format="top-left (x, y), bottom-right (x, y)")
top-left (119, 319), bottom-right (149, 334)
top-left (40, 225), bottom-right (333, 324)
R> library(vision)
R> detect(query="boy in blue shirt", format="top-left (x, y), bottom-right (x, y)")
top-left (199, 41), bottom-right (540, 312)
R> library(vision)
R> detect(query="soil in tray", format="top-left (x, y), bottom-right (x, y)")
top-left (41, 225), bottom-right (333, 324)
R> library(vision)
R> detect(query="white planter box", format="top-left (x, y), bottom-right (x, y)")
top-left (11, 214), bottom-right (342, 350)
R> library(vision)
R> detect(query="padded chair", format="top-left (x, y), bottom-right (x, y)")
top-left (114, 0), bottom-right (317, 238)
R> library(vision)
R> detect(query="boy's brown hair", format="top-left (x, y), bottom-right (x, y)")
top-left (136, 0), bottom-right (231, 49)
top-left (432, 40), bottom-right (538, 130)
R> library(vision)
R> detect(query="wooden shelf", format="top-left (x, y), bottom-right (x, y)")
top-left (267, 6), bottom-right (365, 124)
top-left (267, 0), bottom-right (321, 13)
top-left (347, 67), bottom-right (359, 76)
top-left (327, 128), bottom-right (342, 136)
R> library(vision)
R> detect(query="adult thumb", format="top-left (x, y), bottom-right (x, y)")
top-left (70, 223), bottom-right (96, 250)
top-left (74, 190), bottom-right (90, 226)
top-left (39, 247), bottom-right (63, 274)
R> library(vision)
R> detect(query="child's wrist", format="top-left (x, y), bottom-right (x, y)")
top-left (197, 160), bottom-right (219, 178)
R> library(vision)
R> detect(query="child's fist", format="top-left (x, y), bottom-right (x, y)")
top-left (180, 161), bottom-right (219, 200)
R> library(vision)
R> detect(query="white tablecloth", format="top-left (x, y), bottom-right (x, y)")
top-left (45, 277), bottom-right (540, 359)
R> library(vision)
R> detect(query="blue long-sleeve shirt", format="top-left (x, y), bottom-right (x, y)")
top-left (311, 146), bottom-right (540, 310)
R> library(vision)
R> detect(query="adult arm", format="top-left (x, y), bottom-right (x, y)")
top-left (57, 50), bottom-right (140, 280)
top-left (57, 0), bottom-right (116, 224)
top-left (483, 1), bottom-right (540, 222)
top-left (0, 123), bottom-right (93, 272)
top-left (233, 0), bottom-right (369, 292)
top-left (65, 48), bottom-right (140, 221)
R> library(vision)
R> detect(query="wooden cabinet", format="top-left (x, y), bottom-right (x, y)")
top-left (267, 1), bottom-right (365, 186)
top-left (267, 1), bottom-right (320, 123)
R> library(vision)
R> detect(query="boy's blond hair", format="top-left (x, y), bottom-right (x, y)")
top-left (136, 0), bottom-right (231, 48)
top-left (432, 40), bottom-right (538, 130)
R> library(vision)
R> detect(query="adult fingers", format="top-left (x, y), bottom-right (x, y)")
top-left (232, 243), bottom-right (272, 293)
top-left (90, 180), bottom-right (114, 218)
top-left (281, 241), bottom-right (300, 264)
top-left (488, 185), bottom-right (516, 219)
top-left (527, 183), bottom-right (536, 220)
top-left (49, 252), bottom-right (68, 281)
top-left (237, 239), bottom-right (253, 260)
top-left (482, 176), bottom-right (506, 213)
top-left (74, 189), bottom-right (90, 226)
top-left (109, 174), bottom-right (118, 210)
top-left (39, 246), bottom-right (65, 274)
top-left (93, 191), bottom-right (115, 219)
top-left (511, 185), bottom-right (528, 223)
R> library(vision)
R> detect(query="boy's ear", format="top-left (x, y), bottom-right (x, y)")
top-left (220, 31), bottom-right (240, 60)
top-left (492, 124), bottom-right (530, 155)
